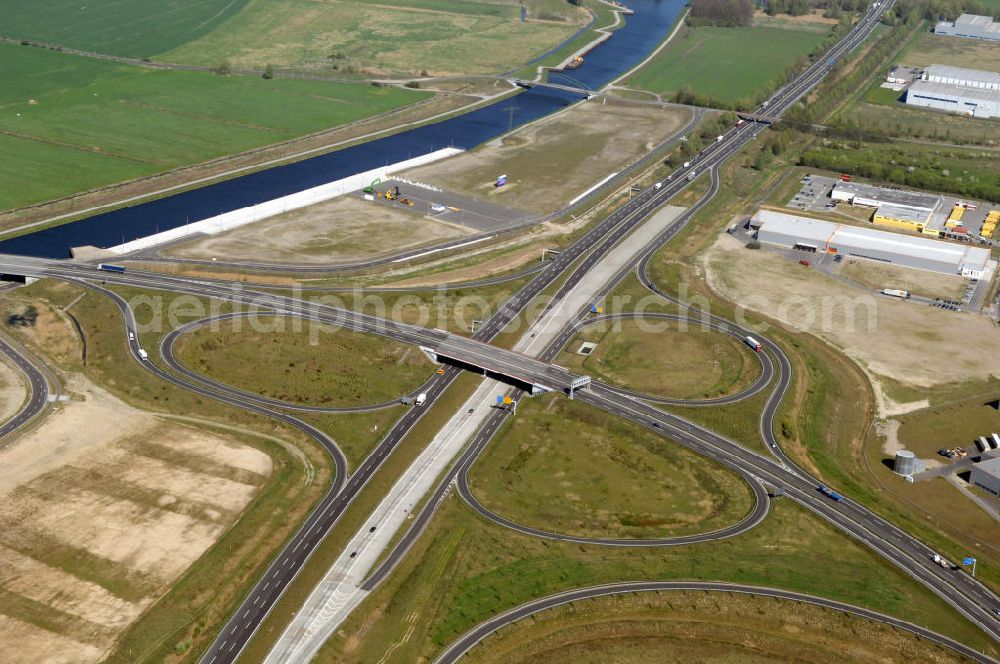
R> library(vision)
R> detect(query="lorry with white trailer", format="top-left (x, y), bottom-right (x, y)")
top-left (137, 349), bottom-right (149, 360)
top-left (991, 433), bottom-right (1000, 449)
top-left (978, 436), bottom-right (991, 452)
top-left (415, 393), bottom-right (427, 406)
top-left (881, 289), bottom-right (910, 300)
top-left (744, 336), bottom-right (763, 352)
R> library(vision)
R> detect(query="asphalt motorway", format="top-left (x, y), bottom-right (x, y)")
top-left (8, 0), bottom-right (993, 658)
top-left (433, 581), bottom-right (998, 664)
top-left (0, 330), bottom-right (54, 443)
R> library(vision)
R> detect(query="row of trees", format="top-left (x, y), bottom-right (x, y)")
top-left (799, 144), bottom-right (1000, 201)
top-left (688, 0), bottom-right (755, 26)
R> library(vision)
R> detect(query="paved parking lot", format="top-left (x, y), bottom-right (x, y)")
top-left (353, 178), bottom-right (533, 232)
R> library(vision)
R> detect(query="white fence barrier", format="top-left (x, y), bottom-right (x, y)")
top-left (109, 147), bottom-right (463, 255)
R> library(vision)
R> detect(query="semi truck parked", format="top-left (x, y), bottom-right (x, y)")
top-left (977, 436), bottom-right (991, 452)
top-left (882, 289), bottom-right (910, 299)
top-left (991, 433), bottom-right (1000, 449)
top-left (98, 263), bottom-right (125, 273)
top-left (415, 393), bottom-right (427, 406)
top-left (744, 336), bottom-right (762, 352)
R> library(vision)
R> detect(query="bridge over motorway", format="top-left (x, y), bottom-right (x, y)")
top-left (423, 335), bottom-right (591, 397)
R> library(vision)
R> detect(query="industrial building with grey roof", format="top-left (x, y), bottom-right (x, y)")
top-left (934, 13), bottom-right (1000, 41)
top-left (904, 64), bottom-right (1000, 118)
top-left (831, 181), bottom-right (939, 211)
top-left (750, 210), bottom-right (991, 277)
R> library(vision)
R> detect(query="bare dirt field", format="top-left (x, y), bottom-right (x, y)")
top-left (838, 259), bottom-right (968, 300)
top-left (401, 103), bottom-right (692, 214)
top-left (166, 194), bottom-right (473, 263)
top-left (0, 374), bottom-right (271, 663)
top-left (701, 234), bottom-right (1000, 413)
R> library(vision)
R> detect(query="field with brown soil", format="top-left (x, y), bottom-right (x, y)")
top-left (0, 375), bottom-right (271, 663)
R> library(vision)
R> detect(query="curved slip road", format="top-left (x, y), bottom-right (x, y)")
top-left (434, 581), bottom-right (1000, 664)
top-left (161, 311), bottom-right (436, 414)
top-left (565, 311), bottom-right (775, 406)
top-left (9, 4), bottom-right (998, 658)
top-left (0, 331), bottom-right (57, 443)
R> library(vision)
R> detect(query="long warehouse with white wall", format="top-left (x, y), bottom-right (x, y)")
top-left (750, 210), bottom-right (991, 277)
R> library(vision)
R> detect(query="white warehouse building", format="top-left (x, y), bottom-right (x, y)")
top-left (750, 210), bottom-right (991, 277)
top-left (934, 14), bottom-right (1000, 42)
top-left (905, 65), bottom-right (1000, 118)
top-left (970, 457), bottom-right (1000, 498)
top-left (922, 65), bottom-right (1000, 90)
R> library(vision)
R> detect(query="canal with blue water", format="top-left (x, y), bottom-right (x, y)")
top-left (5, 0), bottom-right (685, 259)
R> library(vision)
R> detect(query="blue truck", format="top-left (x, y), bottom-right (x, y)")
top-left (98, 263), bottom-right (126, 273)
top-left (817, 484), bottom-right (843, 501)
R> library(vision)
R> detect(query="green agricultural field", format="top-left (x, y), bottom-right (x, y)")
top-left (468, 394), bottom-right (754, 539)
top-left (626, 22), bottom-right (830, 105)
top-left (161, 0), bottom-right (585, 76)
top-left (2, 0), bottom-right (247, 57)
top-left (173, 315), bottom-right (434, 407)
top-left (557, 319), bottom-right (758, 399)
top-left (0, 43), bottom-right (427, 212)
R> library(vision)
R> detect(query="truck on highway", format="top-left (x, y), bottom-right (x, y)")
top-left (137, 349), bottom-right (149, 360)
top-left (415, 393), bottom-right (427, 406)
top-left (932, 554), bottom-right (958, 569)
top-left (716, 135), bottom-right (724, 143)
top-left (682, 161), bottom-right (690, 168)
top-left (744, 336), bottom-right (763, 352)
top-left (817, 484), bottom-right (843, 501)
top-left (686, 171), bottom-right (697, 181)
top-left (882, 289), bottom-right (910, 300)
top-left (98, 263), bottom-right (126, 273)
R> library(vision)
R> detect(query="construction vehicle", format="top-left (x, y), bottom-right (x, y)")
top-left (798, 259), bottom-right (811, 266)
top-left (398, 197), bottom-right (414, 207)
top-left (363, 177), bottom-right (382, 195)
top-left (566, 55), bottom-right (584, 70)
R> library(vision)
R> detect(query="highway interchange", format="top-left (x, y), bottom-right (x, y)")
top-left (0, 0), bottom-right (999, 661)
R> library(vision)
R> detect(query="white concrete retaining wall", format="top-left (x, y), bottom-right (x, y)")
top-left (108, 147), bottom-right (463, 255)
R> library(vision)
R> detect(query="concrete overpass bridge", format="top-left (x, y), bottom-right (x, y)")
top-left (422, 336), bottom-right (591, 397)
